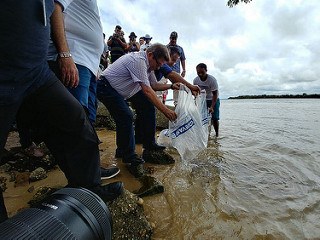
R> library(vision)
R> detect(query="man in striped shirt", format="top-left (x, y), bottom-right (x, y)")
top-left (97, 43), bottom-right (178, 177)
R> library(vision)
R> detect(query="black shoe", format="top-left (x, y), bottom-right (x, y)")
top-left (145, 143), bottom-right (166, 151)
top-left (126, 163), bottom-right (145, 178)
top-left (115, 149), bottom-right (123, 158)
top-left (142, 149), bottom-right (175, 165)
top-left (101, 166), bottom-right (120, 180)
top-left (123, 154), bottom-right (145, 164)
top-left (90, 181), bottom-right (124, 202)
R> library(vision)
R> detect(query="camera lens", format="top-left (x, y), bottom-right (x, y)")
top-left (0, 187), bottom-right (112, 240)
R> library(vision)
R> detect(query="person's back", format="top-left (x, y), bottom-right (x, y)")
top-left (0, 0), bottom-right (53, 76)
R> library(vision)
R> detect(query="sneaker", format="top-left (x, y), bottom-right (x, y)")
top-left (144, 143), bottom-right (166, 151)
top-left (126, 163), bottom-right (145, 178)
top-left (142, 149), bottom-right (175, 164)
top-left (90, 181), bottom-right (124, 202)
top-left (101, 166), bottom-right (120, 180)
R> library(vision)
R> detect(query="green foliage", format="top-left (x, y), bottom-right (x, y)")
top-left (227, 0), bottom-right (252, 7)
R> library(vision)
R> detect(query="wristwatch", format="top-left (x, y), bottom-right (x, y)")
top-left (58, 51), bottom-right (72, 58)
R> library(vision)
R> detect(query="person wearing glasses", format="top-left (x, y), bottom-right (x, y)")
top-left (96, 43), bottom-right (180, 178)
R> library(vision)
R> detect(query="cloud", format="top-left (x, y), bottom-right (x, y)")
top-left (97, 0), bottom-right (320, 98)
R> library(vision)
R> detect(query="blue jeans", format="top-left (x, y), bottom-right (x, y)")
top-left (68, 64), bottom-right (97, 124)
top-left (97, 78), bottom-right (156, 163)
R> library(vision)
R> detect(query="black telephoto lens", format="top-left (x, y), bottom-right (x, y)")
top-left (0, 187), bottom-right (112, 240)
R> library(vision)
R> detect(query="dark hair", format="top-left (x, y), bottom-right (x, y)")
top-left (196, 63), bottom-right (207, 71)
top-left (115, 25), bottom-right (121, 30)
top-left (168, 46), bottom-right (181, 57)
top-left (147, 43), bottom-right (170, 62)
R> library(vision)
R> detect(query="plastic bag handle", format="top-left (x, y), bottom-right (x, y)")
top-left (178, 83), bottom-right (191, 94)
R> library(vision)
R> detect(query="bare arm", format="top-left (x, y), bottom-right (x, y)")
top-left (50, 2), bottom-right (79, 87)
top-left (166, 71), bottom-right (200, 95)
top-left (140, 83), bottom-right (177, 121)
top-left (181, 59), bottom-right (186, 77)
top-left (150, 81), bottom-right (180, 91)
top-left (209, 90), bottom-right (219, 113)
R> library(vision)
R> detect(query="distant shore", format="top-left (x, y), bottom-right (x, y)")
top-left (228, 93), bottom-right (320, 99)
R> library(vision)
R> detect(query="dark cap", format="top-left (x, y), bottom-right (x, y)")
top-left (115, 25), bottom-right (122, 30)
top-left (129, 32), bottom-right (137, 38)
top-left (170, 31), bottom-right (178, 38)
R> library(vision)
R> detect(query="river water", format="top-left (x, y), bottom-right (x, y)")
top-left (145, 99), bottom-right (320, 239)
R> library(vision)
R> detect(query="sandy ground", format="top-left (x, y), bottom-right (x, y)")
top-left (1, 129), bottom-right (144, 218)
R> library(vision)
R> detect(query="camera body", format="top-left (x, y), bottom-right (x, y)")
top-left (113, 33), bottom-right (120, 39)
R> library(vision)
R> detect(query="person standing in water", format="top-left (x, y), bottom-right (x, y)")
top-left (193, 63), bottom-right (220, 137)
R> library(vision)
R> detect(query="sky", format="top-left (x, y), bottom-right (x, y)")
top-left (97, 0), bottom-right (320, 99)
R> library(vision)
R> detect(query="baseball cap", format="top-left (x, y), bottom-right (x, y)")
top-left (170, 31), bottom-right (178, 38)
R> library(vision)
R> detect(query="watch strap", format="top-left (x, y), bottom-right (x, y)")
top-left (58, 51), bottom-right (72, 58)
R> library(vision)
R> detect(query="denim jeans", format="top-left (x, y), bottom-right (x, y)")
top-left (97, 77), bottom-right (157, 163)
top-left (68, 64), bottom-right (97, 124)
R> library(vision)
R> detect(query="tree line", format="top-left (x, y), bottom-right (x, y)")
top-left (228, 93), bottom-right (320, 99)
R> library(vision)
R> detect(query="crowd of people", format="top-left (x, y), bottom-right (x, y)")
top-left (0, 0), bottom-right (220, 224)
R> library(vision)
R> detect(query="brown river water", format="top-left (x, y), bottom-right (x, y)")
top-left (145, 99), bottom-right (320, 239)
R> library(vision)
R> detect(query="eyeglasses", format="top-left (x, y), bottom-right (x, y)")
top-left (153, 53), bottom-right (161, 66)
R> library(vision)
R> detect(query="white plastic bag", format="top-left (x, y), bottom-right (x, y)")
top-left (169, 85), bottom-right (209, 161)
top-left (157, 129), bottom-right (172, 147)
top-left (196, 90), bottom-right (211, 141)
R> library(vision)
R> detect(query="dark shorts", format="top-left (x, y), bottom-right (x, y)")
top-left (206, 98), bottom-right (220, 120)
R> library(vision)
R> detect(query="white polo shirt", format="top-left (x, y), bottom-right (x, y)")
top-left (47, 0), bottom-right (104, 75)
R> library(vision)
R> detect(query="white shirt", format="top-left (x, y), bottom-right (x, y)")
top-left (193, 74), bottom-right (219, 100)
top-left (140, 43), bottom-right (151, 51)
top-left (101, 51), bottom-right (157, 99)
top-left (48, 0), bottom-right (104, 75)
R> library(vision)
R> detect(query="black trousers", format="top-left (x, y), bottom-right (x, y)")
top-left (0, 63), bottom-right (101, 222)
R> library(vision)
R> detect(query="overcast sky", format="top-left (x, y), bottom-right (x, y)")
top-left (97, 0), bottom-right (320, 99)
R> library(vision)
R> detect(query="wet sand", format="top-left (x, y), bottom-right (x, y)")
top-left (1, 129), bottom-right (144, 218)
